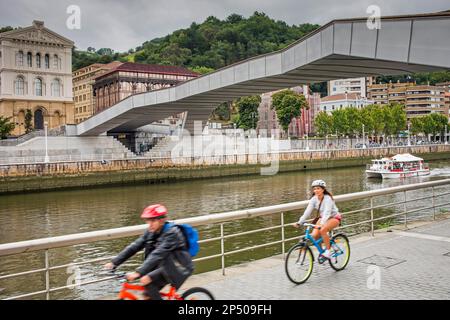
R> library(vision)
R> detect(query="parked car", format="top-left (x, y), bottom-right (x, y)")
top-left (355, 143), bottom-right (367, 149)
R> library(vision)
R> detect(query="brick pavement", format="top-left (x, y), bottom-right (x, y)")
top-left (182, 216), bottom-right (450, 300)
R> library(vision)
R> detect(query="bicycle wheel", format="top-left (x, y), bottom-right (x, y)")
top-left (182, 287), bottom-right (215, 300)
top-left (285, 243), bottom-right (314, 284)
top-left (328, 233), bottom-right (350, 271)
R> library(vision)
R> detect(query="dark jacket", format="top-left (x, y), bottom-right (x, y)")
top-left (111, 222), bottom-right (194, 286)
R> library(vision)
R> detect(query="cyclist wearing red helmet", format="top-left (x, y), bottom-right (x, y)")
top-left (105, 204), bottom-right (193, 300)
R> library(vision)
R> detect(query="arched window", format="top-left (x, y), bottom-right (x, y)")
top-left (35, 78), bottom-right (43, 96)
top-left (15, 76), bottom-right (25, 95)
top-left (53, 111), bottom-right (61, 127)
top-left (27, 52), bottom-right (32, 67)
top-left (53, 54), bottom-right (59, 69)
top-left (16, 51), bottom-right (24, 66)
top-left (45, 54), bottom-right (50, 69)
top-left (52, 79), bottom-right (61, 97)
top-left (36, 53), bottom-right (41, 68)
top-left (34, 109), bottom-right (44, 129)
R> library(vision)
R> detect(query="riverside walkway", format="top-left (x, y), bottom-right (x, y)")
top-left (182, 215), bottom-right (450, 300)
top-left (1, 179), bottom-right (449, 300)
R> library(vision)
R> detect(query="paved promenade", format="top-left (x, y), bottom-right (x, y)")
top-left (183, 215), bottom-right (450, 300)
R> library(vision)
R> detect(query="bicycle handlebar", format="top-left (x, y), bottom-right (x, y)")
top-left (302, 223), bottom-right (321, 230)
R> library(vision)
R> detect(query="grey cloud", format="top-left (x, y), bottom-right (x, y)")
top-left (0, 0), bottom-right (449, 52)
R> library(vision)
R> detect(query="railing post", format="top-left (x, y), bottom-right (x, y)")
top-left (281, 212), bottom-right (285, 259)
top-left (432, 186), bottom-right (436, 220)
top-left (404, 191), bottom-right (408, 229)
top-left (370, 197), bottom-right (374, 236)
top-left (220, 223), bottom-right (225, 276)
top-left (45, 250), bottom-right (50, 300)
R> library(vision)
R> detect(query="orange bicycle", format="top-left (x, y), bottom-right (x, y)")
top-left (112, 271), bottom-right (215, 300)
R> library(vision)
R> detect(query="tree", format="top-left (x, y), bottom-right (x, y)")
top-left (331, 109), bottom-right (349, 137)
top-left (271, 89), bottom-right (308, 137)
top-left (210, 102), bottom-right (231, 121)
top-left (388, 103), bottom-right (407, 136)
top-left (0, 116), bottom-right (15, 139)
top-left (189, 66), bottom-right (214, 75)
top-left (96, 48), bottom-right (114, 56)
top-left (410, 117), bottom-right (423, 135)
top-left (343, 107), bottom-right (362, 137)
top-left (235, 96), bottom-right (261, 129)
top-left (25, 109), bottom-right (33, 134)
top-left (429, 113), bottom-right (449, 139)
top-left (314, 111), bottom-right (333, 137)
top-left (421, 115), bottom-right (435, 137)
top-left (411, 113), bottom-right (449, 140)
top-left (0, 26), bottom-right (14, 33)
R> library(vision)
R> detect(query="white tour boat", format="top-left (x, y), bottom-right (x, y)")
top-left (366, 153), bottom-right (430, 179)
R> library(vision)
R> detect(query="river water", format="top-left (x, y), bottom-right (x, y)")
top-left (1, 160), bottom-right (450, 299)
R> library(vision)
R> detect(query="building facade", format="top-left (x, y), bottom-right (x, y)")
top-left (436, 81), bottom-right (450, 116)
top-left (72, 61), bottom-right (122, 124)
top-left (320, 93), bottom-right (374, 114)
top-left (328, 77), bottom-right (374, 98)
top-left (0, 21), bottom-right (74, 136)
top-left (367, 81), bottom-right (447, 119)
top-left (257, 86), bottom-right (320, 137)
top-left (93, 62), bottom-right (199, 114)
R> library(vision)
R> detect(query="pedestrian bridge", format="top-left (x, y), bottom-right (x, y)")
top-left (0, 179), bottom-right (449, 300)
top-left (76, 11), bottom-right (450, 136)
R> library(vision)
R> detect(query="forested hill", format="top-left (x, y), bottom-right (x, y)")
top-left (71, 12), bottom-right (320, 72)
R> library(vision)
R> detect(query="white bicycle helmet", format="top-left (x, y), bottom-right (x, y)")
top-left (311, 179), bottom-right (327, 188)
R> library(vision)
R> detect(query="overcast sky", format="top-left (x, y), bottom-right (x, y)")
top-left (1, 0), bottom-right (449, 52)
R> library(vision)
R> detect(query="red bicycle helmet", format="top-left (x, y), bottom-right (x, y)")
top-left (140, 204), bottom-right (168, 219)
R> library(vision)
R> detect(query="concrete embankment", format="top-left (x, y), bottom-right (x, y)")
top-left (1, 145), bottom-right (449, 194)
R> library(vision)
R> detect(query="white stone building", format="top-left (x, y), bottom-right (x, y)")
top-left (320, 93), bottom-right (374, 114)
top-left (0, 20), bottom-right (74, 136)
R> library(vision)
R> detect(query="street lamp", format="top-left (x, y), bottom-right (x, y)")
top-left (407, 122), bottom-right (411, 146)
top-left (44, 121), bottom-right (49, 163)
top-left (362, 124), bottom-right (366, 148)
top-left (305, 123), bottom-right (310, 151)
top-left (233, 122), bottom-right (237, 156)
top-left (446, 125), bottom-right (448, 145)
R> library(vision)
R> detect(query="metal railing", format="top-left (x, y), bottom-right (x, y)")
top-left (1, 178), bottom-right (450, 300)
top-left (0, 152), bottom-right (135, 165)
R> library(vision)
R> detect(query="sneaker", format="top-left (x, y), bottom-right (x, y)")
top-left (322, 249), bottom-right (332, 259)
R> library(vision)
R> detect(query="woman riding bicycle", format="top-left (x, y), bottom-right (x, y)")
top-left (294, 180), bottom-right (342, 259)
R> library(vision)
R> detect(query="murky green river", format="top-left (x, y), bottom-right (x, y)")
top-left (1, 160), bottom-right (450, 299)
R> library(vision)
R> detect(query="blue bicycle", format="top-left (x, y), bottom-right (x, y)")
top-left (285, 223), bottom-right (350, 284)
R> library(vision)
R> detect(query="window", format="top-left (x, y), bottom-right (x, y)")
top-left (45, 54), bottom-right (50, 69)
top-left (35, 78), bottom-right (43, 96)
top-left (16, 51), bottom-right (24, 66)
top-left (36, 53), bottom-right (41, 68)
top-left (52, 79), bottom-right (61, 97)
top-left (53, 54), bottom-right (59, 69)
top-left (15, 76), bottom-right (25, 95)
top-left (27, 52), bottom-right (32, 67)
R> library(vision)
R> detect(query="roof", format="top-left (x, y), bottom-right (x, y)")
top-left (321, 93), bottom-right (359, 102)
top-left (0, 20), bottom-right (74, 47)
top-left (96, 62), bottom-right (199, 79)
top-left (391, 153), bottom-right (424, 162)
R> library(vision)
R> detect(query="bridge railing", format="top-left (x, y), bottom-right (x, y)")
top-left (1, 178), bottom-right (450, 300)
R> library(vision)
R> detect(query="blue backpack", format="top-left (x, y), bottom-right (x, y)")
top-left (164, 222), bottom-right (199, 257)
